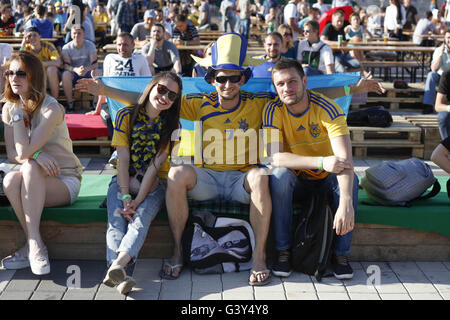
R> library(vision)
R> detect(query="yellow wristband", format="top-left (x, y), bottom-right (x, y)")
top-left (447, 105), bottom-right (450, 112)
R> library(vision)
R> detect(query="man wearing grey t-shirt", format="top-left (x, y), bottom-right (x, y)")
top-left (143, 23), bottom-right (181, 75)
top-left (61, 25), bottom-right (98, 111)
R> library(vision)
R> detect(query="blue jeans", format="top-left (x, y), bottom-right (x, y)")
top-left (334, 52), bottom-right (361, 73)
top-left (269, 167), bottom-right (359, 256)
top-left (239, 17), bottom-right (251, 39)
top-left (303, 66), bottom-right (324, 76)
top-left (222, 14), bottom-right (236, 33)
top-left (423, 71), bottom-right (440, 106)
top-left (106, 176), bottom-right (165, 266)
top-left (438, 111), bottom-right (450, 139)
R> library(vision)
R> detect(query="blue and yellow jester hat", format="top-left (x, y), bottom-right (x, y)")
top-left (191, 33), bottom-right (266, 84)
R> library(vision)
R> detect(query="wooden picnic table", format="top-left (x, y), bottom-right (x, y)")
top-left (0, 36), bottom-right (61, 43)
top-left (349, 40), bottom-right (415, 46)
top-left (329, 44), bottom-right (435, 53)
top-left (103, 43), bottom-right (205, 53)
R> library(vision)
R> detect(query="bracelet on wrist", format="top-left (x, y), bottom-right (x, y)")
top-left (318, 156), bottom-right (324, 171)
top-left (32, 150), bottom-right (42, 160)
top-left (447, 105), bottom-right (450, 112)
top-left (344, 85), bottom-right (351, 96)
top-left (121, 194), bottom-right (131, 201)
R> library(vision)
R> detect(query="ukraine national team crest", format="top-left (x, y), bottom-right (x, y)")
top-left (309, 122), bottom-right (321, 138)
top-left (238, 118), bottom-right (249, 132)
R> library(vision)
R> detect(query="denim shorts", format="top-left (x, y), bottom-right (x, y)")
top-left (187, 165), bottom-right (251, 204)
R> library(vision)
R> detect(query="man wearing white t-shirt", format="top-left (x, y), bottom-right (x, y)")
top-left (297, 20), bottom-right (334, 75)
top-left (86, 32), bottom-right (151, 137)
top-left (283, 0), bottom-right (302, 41)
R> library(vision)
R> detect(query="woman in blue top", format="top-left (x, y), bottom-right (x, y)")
top-left (344, 13), bottom-right (373, 63)
top-left (278, 24), bottom-right (298, 60)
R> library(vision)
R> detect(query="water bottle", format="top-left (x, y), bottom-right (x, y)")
top-left (338, 34), bottom-right (343, 47)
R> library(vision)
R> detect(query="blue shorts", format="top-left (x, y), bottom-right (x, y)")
top-left (72, 70), bottom-right (93, 86)
top-left (187, 165), bottom-right (251, 204)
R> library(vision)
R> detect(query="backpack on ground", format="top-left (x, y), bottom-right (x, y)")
top-left (181, 210), bottom-right (255, 274)
top-left (346, 106), bottom-right (393, 127)
top-left (360, 158), bottom-right (441, 207)
top-left (291, 191), bottom-right (335, 282)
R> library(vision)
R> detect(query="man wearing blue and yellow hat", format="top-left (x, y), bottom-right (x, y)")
top-left (162, 32), bottom-right (276, 286)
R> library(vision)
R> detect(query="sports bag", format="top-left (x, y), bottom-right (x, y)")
top-left (291, 192), bottom-right (335, 282)
top-left (181, 210), bottom-right (255, 274)
top-left (360, 158), bottom-right (441, 207)
top-left (347, 106), bottom-right (393, 127)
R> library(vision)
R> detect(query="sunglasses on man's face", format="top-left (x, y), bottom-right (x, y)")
top-left (4, 70), bottom-right (27, 78)
top-left (214, 75), bottom-right (241, 84)
top-left (156, 83), bottom-right (178, 101)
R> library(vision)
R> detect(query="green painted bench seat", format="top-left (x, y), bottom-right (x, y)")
top-left (0, 175), bottom-right (448, 237)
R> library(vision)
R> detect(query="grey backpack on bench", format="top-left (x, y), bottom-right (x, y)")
top-left (360, 158), bottom-right (441, 207)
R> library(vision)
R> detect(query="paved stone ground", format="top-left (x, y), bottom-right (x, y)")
top-left (0, 157), bottom-right (449, 300)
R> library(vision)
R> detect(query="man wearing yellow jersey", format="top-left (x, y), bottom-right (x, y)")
top-left (263, 59), bottom-right (358, 280)
top-left (21, 27), bottom-right (62, 98)
top-left (163, 33), bottom-right (275, 286)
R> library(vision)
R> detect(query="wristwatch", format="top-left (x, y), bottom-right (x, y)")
top-left (12, 114), bottom-right (24, 123)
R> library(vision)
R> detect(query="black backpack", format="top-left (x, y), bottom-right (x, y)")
top-left (347, 106), bottom-right (393, 128)
top-left (181, 210), bottom-right (255, 274)
top-left (291, 192), bottom-right (335, 282)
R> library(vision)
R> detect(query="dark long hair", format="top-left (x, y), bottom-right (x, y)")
top-left (392, 0), bottom-right (403, 25)
top-left (128, 72), bottom-right (182, 159)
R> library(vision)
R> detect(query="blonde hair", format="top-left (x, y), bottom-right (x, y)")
top-left (278, 24), bottom-right (294, 49)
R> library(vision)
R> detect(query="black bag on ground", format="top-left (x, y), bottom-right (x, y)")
top-left (182, 210), bottom-right (255, 274)
top-left (291, 192), bottom-right (335, 282)
top-left (346, 106), bottom-right (393, 127)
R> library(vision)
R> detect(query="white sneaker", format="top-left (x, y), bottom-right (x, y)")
top-left (108, 151), bottom-right (118, 168)
top-left (29, 246), bottom-right (50, 275)
top-left (103, 264), bottom-right (126, 287)
top-left (116, 276), bottom-right (136, 295)
top-left (1, 245), bottom-right (30, 270)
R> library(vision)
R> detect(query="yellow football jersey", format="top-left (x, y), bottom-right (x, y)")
top-left (112, 106), bottom-right (174, 179)
top-left (181, 91), bottom-right (277, 172)
top-left (23, 41), bottom-right (60, 63)
top-left (262, 90), bottom-right (349, 180)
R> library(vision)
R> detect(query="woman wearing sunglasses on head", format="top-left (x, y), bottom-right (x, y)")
top-left (1, 51), bottom-right (83, 275)
top-left (102, 71), bottom-right (182, 295)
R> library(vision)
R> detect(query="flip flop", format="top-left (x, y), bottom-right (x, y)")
top-left (159, 262), bottom-right (183, 280)
top-left (248, 269), bottom-right (272, 286)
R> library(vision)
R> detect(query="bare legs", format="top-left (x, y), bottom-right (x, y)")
top-left (164, 165), bottom-right (272, 284)
top-left (3, 160), bottom-right (71, 269)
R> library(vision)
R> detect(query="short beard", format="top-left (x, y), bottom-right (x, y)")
top-left (219, 91), bottom-right (239, 101)
top-left (282, 89), bottom-right (305, 107)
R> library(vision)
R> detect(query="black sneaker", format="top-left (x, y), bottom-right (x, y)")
top-left (271, 250), bottom-right (292, 277)
top-left (332, 255), bottom-right (353, 280)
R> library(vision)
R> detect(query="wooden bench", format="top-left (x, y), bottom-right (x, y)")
top-left (0, 174), bottom-right (448, 262)
top-left (352, 82), bottom-right (425, 111)
top-left (361, 60), bottom-right (421, 82)
top-left (402, 114), bottom-right (441, 160)
top-left (349, 115), bottom-right (424, 158)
